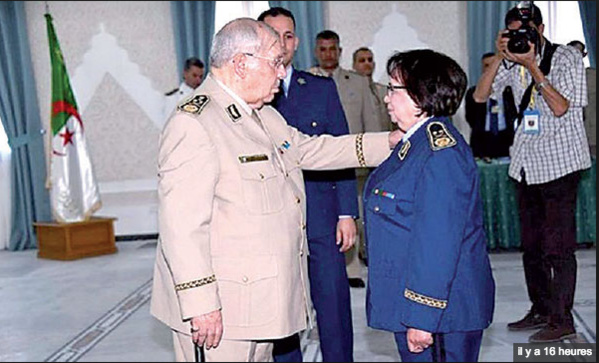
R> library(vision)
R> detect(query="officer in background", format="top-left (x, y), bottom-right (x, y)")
top-left (259, 7), bottom-right (357, 362)
top-left (162, 57), bottom-right (205, 123)
top-left (465, 52), bottom-right (517, 158)
top-left (309, 30), bottom-right (385, 288)
top-left (352, 47), bottom-right (394, 134)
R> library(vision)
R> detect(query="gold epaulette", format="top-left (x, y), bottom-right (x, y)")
top-left (178, 95), bottom-right (209, 115)
top-left (426, 121), bottom-right (457, 151)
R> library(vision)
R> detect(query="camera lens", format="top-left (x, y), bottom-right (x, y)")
top-left (508, 35), bottom-right (531, 54)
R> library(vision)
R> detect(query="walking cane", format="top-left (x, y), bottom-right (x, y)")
top-left (195, 344), bottom-right (205, 363)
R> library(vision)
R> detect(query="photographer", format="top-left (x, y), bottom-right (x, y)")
top-left (473, 2), bottom-right (591, 343)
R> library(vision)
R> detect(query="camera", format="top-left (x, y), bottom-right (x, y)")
top-left (502, 1), bottom-right (540, 54)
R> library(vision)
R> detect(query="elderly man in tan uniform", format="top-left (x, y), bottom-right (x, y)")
top-left (309, 30), bottom-right (387, 287)
top-left (150, 18), bottom-right (400, 362)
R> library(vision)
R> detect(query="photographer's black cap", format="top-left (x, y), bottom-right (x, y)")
top-left (505, 2), bottom-right (543, 27)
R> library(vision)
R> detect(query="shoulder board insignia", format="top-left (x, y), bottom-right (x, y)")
top-left (426, 121), bottom-right (457, 151)
top-left (178, 95), bottom-right (209, 115)
top-left (165, 88), bottom-right (179, 96)
top-left (398, 140), bottom-right (411, 161)
top-left (226, 104), bottom-right (242, 122)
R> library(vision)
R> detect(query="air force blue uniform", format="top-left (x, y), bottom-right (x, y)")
top-left (364, 117), bottom-right (495, 362)
top-left (272, 68), bottom-right (357, 362)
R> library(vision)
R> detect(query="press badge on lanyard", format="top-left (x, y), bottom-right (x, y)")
top-left (522, 67), bottom-right (541, 135)
top-left (523, 109), bottom-right (540, 135)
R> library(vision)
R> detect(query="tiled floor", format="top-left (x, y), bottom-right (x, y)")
top-left (0, 241), bottom-right (595, 362)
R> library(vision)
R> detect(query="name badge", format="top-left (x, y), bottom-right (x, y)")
top-left (523, 109), bottom-right (540, 135)
top-left (238, 154), bottom-right (269, 163)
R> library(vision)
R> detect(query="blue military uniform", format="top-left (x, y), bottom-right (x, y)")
top-left (364, 117), bottom-right (495, 362)
top-left (272, 68), bottom-right (357, 362)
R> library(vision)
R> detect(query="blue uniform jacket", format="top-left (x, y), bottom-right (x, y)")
top-left (273, 68), bottom-right (358, 239)
top-left (364, 117), bottom-right (495, 333)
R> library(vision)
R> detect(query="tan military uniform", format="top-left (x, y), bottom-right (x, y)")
top-left (150, 75), bottom-right (391, 358)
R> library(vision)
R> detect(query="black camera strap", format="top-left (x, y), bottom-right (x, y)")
top-left (516, 40), bottom-right (558, 126)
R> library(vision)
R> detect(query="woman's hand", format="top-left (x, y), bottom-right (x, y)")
top-left (407, 327), bottom-right (433, 353)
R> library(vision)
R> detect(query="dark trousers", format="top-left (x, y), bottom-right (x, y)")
top-left (517, 171), bottom-right (581, 328)
top-left (393, 330), bottom-right (483, 362)
top-left (274, 233), bottom-right (354, 362)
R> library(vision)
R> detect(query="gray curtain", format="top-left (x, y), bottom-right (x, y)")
top-left (170, 1), bottom-right (216, 75)
top-left (467, 1), bottom-right (518, 86)
top-left (578, 1), bottom-right (596, 68)
top-left (0, 1), bottom-right (52, 250)
top-left (268, 1), bottom-right (324, 71)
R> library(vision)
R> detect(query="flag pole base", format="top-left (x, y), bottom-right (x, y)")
top-left (34, 217), bottom-right (118, 260)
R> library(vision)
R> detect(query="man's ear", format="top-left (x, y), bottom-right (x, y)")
top-left (232, 53), bottom-right (248, 78)
top-left (294, 36), bottom-right (299, 52)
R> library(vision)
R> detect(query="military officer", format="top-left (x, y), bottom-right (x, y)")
top-left (364, 49), bottom-right (495, 362)
top-left (259, 7), bottom-right (358, 362)
top-left (309, 30), bottom-right (386, 289)
top-left (162, 57), bottom-right (205, 125)
top-left (150, 18), bottom-right (401, 362)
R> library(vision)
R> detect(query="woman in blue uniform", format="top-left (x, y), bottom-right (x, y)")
top-left (364, 49), bottom-right (495, 362)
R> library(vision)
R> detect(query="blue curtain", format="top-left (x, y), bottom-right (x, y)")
top-left (268, 1), bottom-right (324, 71)
top-left (170, 1), bottom-right (216, 75)
top-left (578, 1), bottom-right (596, 68)
top-left (0, 2), bottom-right (52, 250)
top-left (467, 1), bottom-right (519, 86)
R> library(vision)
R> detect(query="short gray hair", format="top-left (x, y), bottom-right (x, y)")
top-left (210, 18), bottom-right (278, 69)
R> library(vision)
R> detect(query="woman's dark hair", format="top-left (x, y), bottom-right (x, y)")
top-left (386, 49), bottom-right (467, 117)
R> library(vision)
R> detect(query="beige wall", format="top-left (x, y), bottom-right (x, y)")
top-left (22, 1), bottom-right (470, 235)
top-left (325, 1), bottom-right (470, 139)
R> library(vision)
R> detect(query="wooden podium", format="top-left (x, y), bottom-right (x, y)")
top-left (34, 217), bottom-right (118, 260)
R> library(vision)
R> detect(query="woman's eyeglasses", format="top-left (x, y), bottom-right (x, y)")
top-left (387, 84), bottom-right (408, 94)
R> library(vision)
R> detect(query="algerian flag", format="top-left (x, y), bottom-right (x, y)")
top-left (46, 13), bottom-right (101, 223)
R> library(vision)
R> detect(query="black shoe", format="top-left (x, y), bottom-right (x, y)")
top-left (508, 311), bottom-right (548, 331)
top-left (528, 325), bottom-right (577, 343)
top-left (348, 278), bottom-right (365, 288)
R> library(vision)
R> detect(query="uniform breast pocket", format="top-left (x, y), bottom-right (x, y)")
top-left (238, 161), bottom-right (284, 215)
top-left (368, 195), bottom-right (413, 231)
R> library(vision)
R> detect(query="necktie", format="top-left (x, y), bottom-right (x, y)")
top-left (488, 98), bottom-right (499, 135)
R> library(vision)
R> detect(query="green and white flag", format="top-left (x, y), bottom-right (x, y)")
top-left (46, 13), bottom-right (101, 223)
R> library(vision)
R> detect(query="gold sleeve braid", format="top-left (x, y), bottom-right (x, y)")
top-left (175, 275), bottom-right (216, 291)
top-left (404, 288), bottom-right (447, 309)
top-left (355, 133), bottom-right (366, 167)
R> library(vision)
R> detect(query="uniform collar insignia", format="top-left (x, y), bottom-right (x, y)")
top-left (426, 121), bottom-right (457, 151)
top-left (226, 104), bottom-right (242, 122)
top-left (178, 95), bottom-right (209, 115)
top-left (297, 77), bottom-right (306, 85)
top-left (398, 140), bottom-right (411, 161)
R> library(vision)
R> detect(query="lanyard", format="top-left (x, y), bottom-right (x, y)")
top-left (520, 66), bottom-right (537, 110)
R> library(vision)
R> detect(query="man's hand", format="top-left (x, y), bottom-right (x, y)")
top-left (190, 310), bottom-right (223, 350)
top-left (388, 129), bottom-right (404, 149)
top-left (407, 328), bottom-right (433, 354)
top-left (336, 218), bottom-right (357, 253)
top-left (496, 29), bottom-right (537, 69)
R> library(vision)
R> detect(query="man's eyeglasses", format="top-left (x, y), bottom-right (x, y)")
top-left (387, 84), bottom-right (408, 94)
top-left (243, 53), bottom-right (285, 69)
